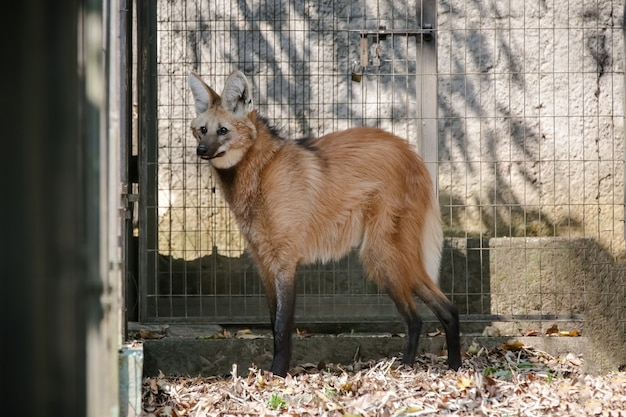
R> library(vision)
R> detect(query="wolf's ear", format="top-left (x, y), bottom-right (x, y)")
top-left (188, 73), bottom-right (221, 116)
top-left (221, 70), bottom-right (253, 116)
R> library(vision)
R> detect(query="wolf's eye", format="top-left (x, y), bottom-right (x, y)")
top-left (199, 126), bottom-right (208, 135)
top-left (217, 126), bottom-right (229, 136)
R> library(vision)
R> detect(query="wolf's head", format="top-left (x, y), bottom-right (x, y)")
top-left (188, 70), bottom-right (256, 169)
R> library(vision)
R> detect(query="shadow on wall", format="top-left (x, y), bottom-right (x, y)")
top-left (440, 191), bottom-right (583, 238)
top-left (154, 236), bottom-right (626, 373)
top-left (186, 0), bottom-right (425, 136)
top-left (437, 1), bottom-right (622, 245)
top-left (154, 241), bottom-right (490, 327)
top-left (485, 237), bottom-right (625, 373)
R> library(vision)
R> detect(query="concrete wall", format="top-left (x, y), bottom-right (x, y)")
top-left (156, 0), bottom-right (438, 259)
top-left (155, 0), bottom-right (625, 261)
top-left (438, 1), bottom-right (625, 259)
top-left (435, 3), bottom-right (626, 370)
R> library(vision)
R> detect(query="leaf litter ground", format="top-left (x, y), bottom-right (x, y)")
top-left (143, 340), bottom-right (626, 416)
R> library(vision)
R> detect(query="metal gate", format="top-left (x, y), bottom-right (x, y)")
top-left (138, 0), bottom-right (439, 325)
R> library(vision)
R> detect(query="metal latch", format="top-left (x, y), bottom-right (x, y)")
top-left (351, 24), bottom-right (434, 82)
top-left (352, 24), bottom-right (434, 41)
top-left (121, 183), bottom-right (139, 219)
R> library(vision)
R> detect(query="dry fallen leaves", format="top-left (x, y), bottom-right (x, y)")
top-left (142, 342), bottom-right (626, 417)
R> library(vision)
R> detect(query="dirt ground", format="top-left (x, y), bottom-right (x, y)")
top-left (142, 340), bottom-right (626, 416)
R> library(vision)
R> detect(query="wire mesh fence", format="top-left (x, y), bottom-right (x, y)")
top-left (435, 0), bottom-right (625, 337)
top-left (143, 0), bottom-right (438, 325)
top-left (139, 0), bottom-right (625, 338)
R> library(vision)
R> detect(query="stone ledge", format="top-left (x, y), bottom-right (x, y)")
top-left (141, 334), bottom-right (592, 377)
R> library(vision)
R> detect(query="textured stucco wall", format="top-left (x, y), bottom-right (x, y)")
top-left (155, 0), bottom-right (625, 261)
top-left (156, 0), bottom-right (432, 258)
top-left (438, 1), bottom-right (625, 258)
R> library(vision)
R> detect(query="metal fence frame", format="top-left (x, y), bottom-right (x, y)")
top-left (133, 0), bottom-right (626, 340)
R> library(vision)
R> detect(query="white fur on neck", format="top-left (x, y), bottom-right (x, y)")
top-left (210, 147), bottom-right (245, 170)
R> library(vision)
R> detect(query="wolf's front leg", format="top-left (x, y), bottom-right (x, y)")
top-left (269, 273), bottom-right (297, 377)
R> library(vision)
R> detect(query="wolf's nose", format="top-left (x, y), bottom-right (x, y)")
top-left (197, 143), bottom-right (209, 156)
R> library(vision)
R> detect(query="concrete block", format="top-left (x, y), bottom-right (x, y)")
top-left (119, 343), bottom-right (144, 417)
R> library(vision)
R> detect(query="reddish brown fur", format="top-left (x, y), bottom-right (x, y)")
top-left (189, 71), bottom-right (461, 376)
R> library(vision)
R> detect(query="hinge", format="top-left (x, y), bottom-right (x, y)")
top-left (121, 155), bottom-right (139, 219)
top-left (121, 183), bottom-right (139, 219)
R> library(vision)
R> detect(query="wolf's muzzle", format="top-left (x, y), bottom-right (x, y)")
top-left (196, 143), bottom-right (209, 156)
top-left (197, 143), bottom-right (225, 160)
top-left (196, 143), bottom-right (214, 160)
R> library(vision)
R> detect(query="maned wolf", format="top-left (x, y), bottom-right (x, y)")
top-left (188, 70), bottom-right (461, 377)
